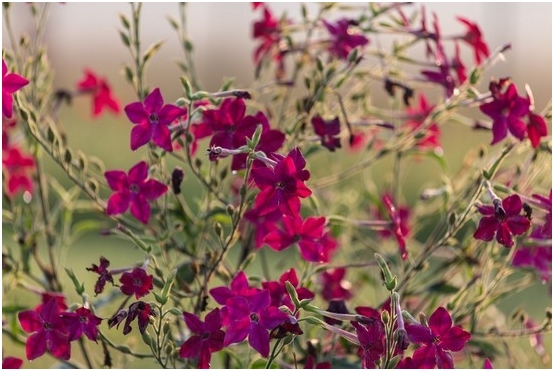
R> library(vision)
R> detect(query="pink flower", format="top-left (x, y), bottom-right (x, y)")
top-left (405, 306), bottom-right (471, 369)
top-left (2, 146), bottom-right (35, 197)
top-left (311, 115), bottom-right (341, 151)
top-left (322, 18), bottom-right (369, 60)
top-left (320, 268), bottom-right (352, 302)
top-left (105, 161), bottom-right (168, 224)
top-left (473, 194), bottom-right (531, 248)
top-left (119, 267), bottom-right (154, 299)
top-left (210, 271), bottom-right (260, 306)
top-left (76, 69), bottom-right (120, 117)
top-left (124, 88), bottom-right (187, 152)
top-left (179, 308), bottom-right (225, 369)
top-left (405, 95), bottom-right (441, 150)
top-left (60, 307), bottom-right (102, 342)
top-left (18, 298), bottom-right (70, 361)
top-left (2, 59), bottom-right (29, 118)
top-left (479, 82), bottom-right (530, 145)
top-left (456, 17), bottom-right (490, 65)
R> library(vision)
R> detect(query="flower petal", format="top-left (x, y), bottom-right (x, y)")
top-left (130, 123), bottom-right (153, 151)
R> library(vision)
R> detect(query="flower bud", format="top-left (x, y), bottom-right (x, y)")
top-left (171, 167), bottom-right (184, 195)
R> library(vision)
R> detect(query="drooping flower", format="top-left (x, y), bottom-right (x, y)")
top-left (405, 94), bottom-right (441, 150)
top-left (319, 268), bottom-right (352, 302)
top-left (512, 227), bottom-right (552, 284)
top-left (2, 146), bottom-right (35, 197)
top-left (76, 69), bottom-right (121, 117)
top-left (179, 308), bottom-right (225, 369)
top-left (252, 3), bottom-right (284, 73)
top-left (108, 301), bottom-right (154, 335)
top-left (223, 289), bottom-right (289, 357)
top-left (18, 298), bottom-right (71, 361)
top-left (86, 256), bottom-right (115, 295)
top-left (251, 147), bottom-right (312, 217)
top-left (526, 112), bottom-right (548, 148)
top-left (456, 17), bottom-right (490, 65)
top-left (405, 306), bottom-right (471, 369)
top-left (473, 194), bottom-right (531, 248)
top-left (352, 317), bottom-right (386, 369)
top-left (311, 115), bottom-right (342, 151)
top-left (479, 82), bottom-right (531, 145)
top-left (381, 195), bottom-right (410, 260)
top-left (2, 59), bottom-right (29, 118)
top-left (322, 18), bottom-right (369, 60)
top-left (124, 88), bottom-right (187, 152)
top-left (105, 161), bottom-right (168, 224)
top-left (119, 267), bottom-right (154, 299)
top-left (60, 307), bottom-right (103, 342)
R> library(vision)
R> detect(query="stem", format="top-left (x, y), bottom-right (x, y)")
top-left (78, 337), bottom-right (94, 368)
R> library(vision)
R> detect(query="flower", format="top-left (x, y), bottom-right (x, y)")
top-left (320, 268), bottom-right (352, 302)
top-left (251, 147), bottom-right (312, 217)
top-left (456, 17), bottom-right (490, 65)
top-left (322, 18), bottom-right (369, 60)
top-left (304, 355), bottom-right (332, 369)
top-left (381, 195), bottom-right (410, 260)
top-left (311, 115), bottom-right (342, 151)
top-left (262, 268), bottom-right (314, 311)
top-left (179, 308), bottom-right (225, 369)
top-left (473, 194), bottom-right (531, 248)
top-left (60, 307), bottom-right (102, 342)
top-left (479, 82), bottom-right (530, 145)
top-left (86, 256), bottom-right (114, 295)
top-left (533, 190), bottom-right (552, 238)
top-left (76, 69), bottom-right (121, 117)
top-left (210, 271), bottom-right (260, 305)
top-left (526, 112), bottom-right (548, 148)
top-left (252, 4), bottom-right (283, 69)
top-left (2, 357), bottom-right (23, 369)
top-left (405, 95), bottom-right (441, 150)
top-left (119, 267), bottom-right (154, 299)
top-left (2, 59), bottom-right (29, 118)
top-left (105, 160), bottom-right (168, 224)
top-left (512, 228), bottom-right (552, 284)
top-left (18, 298), bottom-right (70, 361)
top-left (352, 317), bottom-right (386, 369)
top-left (484, 358), bottom-right (494, 369)
top-left (2, 146), bottom-right (35, 197)
top-left (222, 289), bottom-right (289, 357)
top-left (108, 301), bottom-right (154, 335)
top-left (405, 306), bottom-right (471, 369)
top-left (124, 88), bottom-right (187, 152)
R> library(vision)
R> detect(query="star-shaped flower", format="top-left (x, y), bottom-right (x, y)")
top-left (2, 59), bottom-right (29, 118)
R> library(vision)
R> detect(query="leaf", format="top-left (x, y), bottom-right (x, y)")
top-left (143, 40), bottom-right (165, 63)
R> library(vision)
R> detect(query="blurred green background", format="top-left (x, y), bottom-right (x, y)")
top-left (2, 2), bottom-right (552, 368)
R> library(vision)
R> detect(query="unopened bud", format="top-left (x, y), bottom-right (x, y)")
top-left (171, 167), bottom-right (184, 195)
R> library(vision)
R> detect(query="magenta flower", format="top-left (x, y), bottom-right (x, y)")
top-left (2, 59), bottom-right (29, 118)
top-left (179, 308), bottom-right (225, 369)
top-left (76, 69), bottom-right (121, 117)
top-left (2, 146), bottom-right (35, 197)
top-left (244, 207), bottom-right (283, 248)
top-left (36, 292), bottom-right (68, 313)
top-left (86, 256), bottom-right (114, 295)
top-left (405, 306), bottom-right (471, 369)
top-left (320, 268), bottom-right (352, 302)
top-left (2, 357), bottom-right (23, 369)
top-left (479, 82), bottom-right (530, 145)
top-left (381, 195), bottom-right (410, 260)
top-left (473, 194), bottom-right (531, 248)
top-left (119, 267), bottom-right (154, 299)
top-left (18, 298), bottom-right (70, 361)
top-left (512, 228), bottom-right (552, 284)
top-left (251, 147), bottom-right (312, 217)
top-left (526, 112), bottom-right (548, 148)
top-left (252, 4), bottom-right (283, 68)
top-left (60, 307), bottom-right (102, 342)
top-left (456, 17), bottom-right (490, 65)
top-left (223, 289), bottom-right (289, 357)
top-left (311, 115), bottom-right (342, 151)
top-left (210, 271), bottom-right (261, 306)
top-left (105, 160), bottom-right (168, 224)
top-left (533, 191), bottom-right (552, 238)
top-left (352, 318), bottom-right (386, 369)
top-left (124, 88), bottom-right (187, 152)
top-left (405, 95), bottom-right (441, 150)
top-left (262, 268), bottom-right (314, 311)
top-left (322, 18), bottom-right (369, 60)
top-left (484, 358), bottom-right (494, 369)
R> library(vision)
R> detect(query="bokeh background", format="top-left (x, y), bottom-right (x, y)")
top-left (2, 2), bottom-right (552, 368)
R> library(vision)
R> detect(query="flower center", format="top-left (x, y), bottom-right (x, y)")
top-left (129, 183), bottom-right (140, 194)
top-left (493, 199), bottom-right (506, 221)
top-left (43, 322), bottom-right (53, 330)
top-left (250, 313), bottom-right (260, 323)
top-left (149, 113), bottom-right (159, 124)
top-left (276, 181), bottom-right (285, 189)
top-left (134, 278), bottom-right (143, 286)
top-left (79, 315), bottom-right (88, 324)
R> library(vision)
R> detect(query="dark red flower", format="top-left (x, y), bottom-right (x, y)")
top-left (2, 357), bottom-right (23, 369)
top-left (262, 268), bottom-right (314, 311)
top-left (320, 268), bottom-right (352, 302)
top-left (108, 301), bottom-right (154, 335)
top-left (18, 298), bottom-right (70, 361)
top-left (222, 289), bottom-right (289, 357)
top-left (473, 194), bottom-right (531, 248)
top-left (456, 17), bottom-right (490, 65)
top-left (60, 307), bottom-right (102, 342)
top-left (526, 112), bottom-right (548, 148)
top-left (2, 146), bottom-right (35, 197)
top-left (479, 82), bottom-right (531, 145)
top-left (322, 18), bottom-right (369, 60)
top-left (304, 355), bottom-right (332, 369)
top-left (244, 207), bottom-right (283, 248)
top-left (381, 195), bottom-right (410, 260)
top-left (105, 161), bottom-right (168, 224)
top-left (76, 69), bottom-right (121, 117)
top-left (119, 267), bottom-right (153, 299)
top-left (252, 4), bottom-right (284, 70)
top-left (352, 317), bottom-right (386, 369)
top-left (311, 115), bottom-right (341, 151)
top-left (251, 147), bottom-right (312, 217)
top-left (405, 306), bottom-right (471, 369)
top-left (2, 59), bottom-right (29, 118)
top-left (35, 292), bottom-right (68, 313)
top-left (124, 88), bottom-right (187, 152)
top-left (512, 227), bottom-right (552, 284)
top-left (179, 308), bottom-right (225, 369)
top-left (86, 256), bottom-right (114, 295)
top-left (533, 190), bottom-right (552, 238)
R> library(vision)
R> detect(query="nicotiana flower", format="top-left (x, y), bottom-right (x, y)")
top-left (252, 3), bottom-right (284, 73)
top-left (86, 256), bottom-right (115, 295)
top-left (319, 268), bottom-right (352, 302)
top-left (526, 112), bottom-right (548, 148)
top-left (322, 18), bottom-right (369, 60)
top-left (262, 268), bottom-right (314, 311)
top-left (2, 59), bottom-right (29, 118)
top-left (473, 194), bottom-right (531, 248)
top-left (210, 271), bottom-right (261, 306)
top-left (119, 267), bottom-right (154, 299)
top-left (2, 357), bottom-right (23, 369)
top-left (76, 69), bottom-right (121, 117)
top-left (381, 195), bottom-right (410, 260)
top-left (2, 146), bottom-right (35, 197)
top-left (405, 306), bottom-right (471, 369)
top-left (18, 298), bottom-right (70, 361)
top-left (105, 160), bottom-right (168, 224)
top-left (179, 308), bottom-right (225, 369)
top-left (124, 88), bottom-right (187, 152)
top-left (108, 301), bottom-right (154, 335)
top-left (311, 115), bottom-right (342, 151)
top-left (405, 94), bottom-right (441, 150)
top-left (456, 17), bottom-right (490, 65)
top-left (352, 317), bottom-right (386, 369)
top-left (512, 227), bottom-right (552, 284)
top-left (60, 307), bottom-right (102, 342)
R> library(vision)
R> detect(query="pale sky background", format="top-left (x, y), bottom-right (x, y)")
top-left (2, 2), bottom-right (552, 111)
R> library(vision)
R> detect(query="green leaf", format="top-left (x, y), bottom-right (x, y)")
top-left (119, 30), bottom-right (131, 47)
top-left (65, 268), bottom-right (85, 295)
